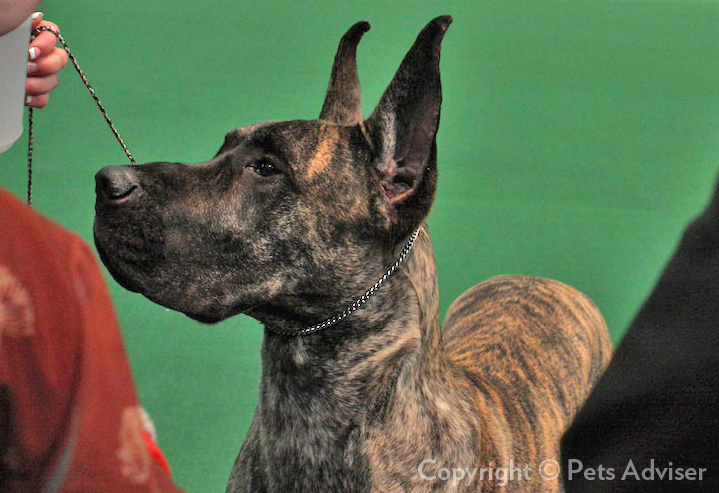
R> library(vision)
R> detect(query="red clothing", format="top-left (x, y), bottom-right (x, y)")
top-left (0, 188), bottom-right (183, 492)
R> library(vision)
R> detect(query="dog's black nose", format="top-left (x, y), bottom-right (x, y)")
top-left (95, 165), bottom-right (139, 203)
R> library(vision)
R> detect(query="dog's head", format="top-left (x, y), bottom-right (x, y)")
top-left (94, 16), bottom-right (451, 326)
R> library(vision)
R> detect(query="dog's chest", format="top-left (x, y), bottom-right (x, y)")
top-left (254, 407), bottom-right (371, 491)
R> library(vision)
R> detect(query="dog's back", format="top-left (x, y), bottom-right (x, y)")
top-left (444, 275), bottom-right (611, 489)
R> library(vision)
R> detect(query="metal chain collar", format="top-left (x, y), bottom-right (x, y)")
top-left (25, 27), bottom-right (420, 337)
top-left (27, 25), bottom-right (135, 205)
top-left (269, 228), bottom-right (421, 337)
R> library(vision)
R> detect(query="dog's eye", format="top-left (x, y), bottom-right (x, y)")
top-left (246, 159), bottom-right (281, 177)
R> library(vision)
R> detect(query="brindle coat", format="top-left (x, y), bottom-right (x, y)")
top-left (93, 17), bottom-right (612, 492)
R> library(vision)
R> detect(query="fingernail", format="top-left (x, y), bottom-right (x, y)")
top-left (29, 47), bottom-right (39, 61)
top-left (27, 62), bottom-right (38, 74)
top-left (26, 95), bottom-right (33, 105)
top-left (32, 12), bottom-right (42, 20)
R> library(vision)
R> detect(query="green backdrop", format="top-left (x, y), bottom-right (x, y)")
top-left (2, 1), bottom-right (719, 491)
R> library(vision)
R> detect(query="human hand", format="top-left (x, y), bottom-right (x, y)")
top-left (25, 12), bottom-right (68, 108)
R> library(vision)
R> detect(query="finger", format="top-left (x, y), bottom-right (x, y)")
top-left (27, 48), bottom-right (68, 76)
top-left (25, 94), bottom-right (49, 109)
top-left (25, 74), bottom-right (59, 96)
top-left (31, 12), bottom-right (43, 29)
top-left (29, 21), bottom-right (61, 60)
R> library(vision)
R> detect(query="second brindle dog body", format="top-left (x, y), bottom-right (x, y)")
top-left (93, 16), bottom-right (612, 492)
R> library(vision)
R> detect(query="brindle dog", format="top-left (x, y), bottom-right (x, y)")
top-left (94, 16), bottom-right (612, 493)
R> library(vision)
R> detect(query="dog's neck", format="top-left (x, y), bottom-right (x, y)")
top-left (260, 224), bottom-right (443, 374)
top-left (259, 223), bottom-right (443, 348)
top-left (254, 225), bottom-right (469, 480)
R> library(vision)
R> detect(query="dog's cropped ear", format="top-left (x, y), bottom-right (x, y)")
top-left (319, 21), bottom-right (370, 125)
top-left (365, 16), bottom-right (452, 237)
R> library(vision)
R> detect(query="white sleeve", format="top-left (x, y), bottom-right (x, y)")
top-left (0, 16), bottom-right (31, 154)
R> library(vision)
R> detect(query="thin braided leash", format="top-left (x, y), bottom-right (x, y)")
top-left (24, 26), bottom-right (420, 337)
top-left (27, 25), bottom-right (135, 205)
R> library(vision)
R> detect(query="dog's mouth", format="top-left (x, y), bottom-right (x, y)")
top-left (93, 219), bottom-right (257, 324)
top-left (93, 227), bottom-right (142, 294)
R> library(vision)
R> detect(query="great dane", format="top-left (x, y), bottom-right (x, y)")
top-left (94, 16), bottom-right (611, 492)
